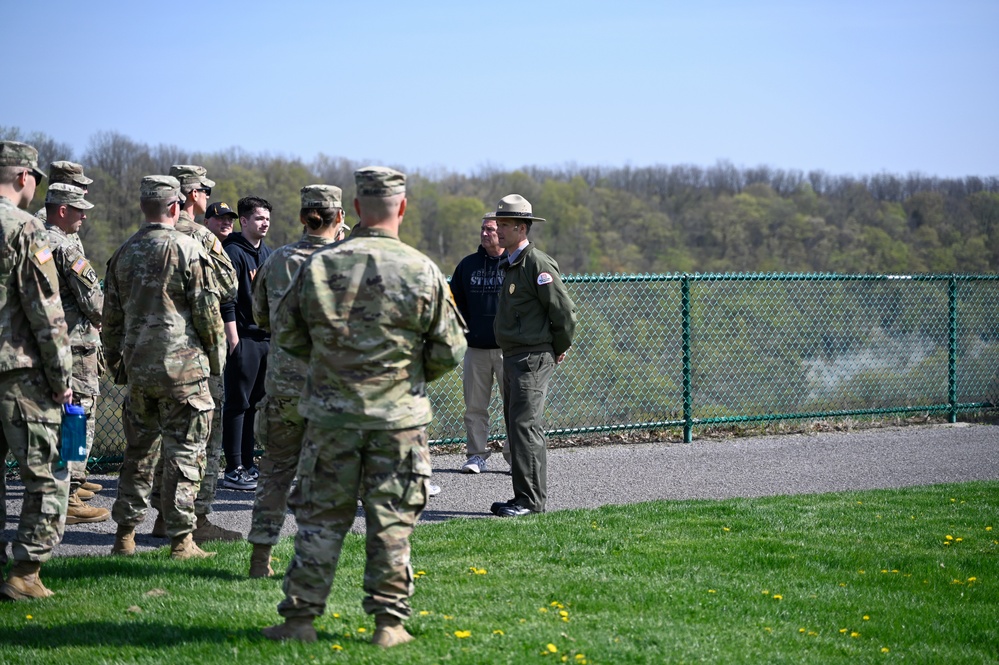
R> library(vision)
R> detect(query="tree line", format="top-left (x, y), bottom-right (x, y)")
top-left (4, 125), bottom-right (998, 278)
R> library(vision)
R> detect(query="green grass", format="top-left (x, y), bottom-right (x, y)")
top-left (2, 481), bottom-right (997, 664)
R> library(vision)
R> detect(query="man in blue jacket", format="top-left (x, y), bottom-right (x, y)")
top-left (450, 212), bottom-right (507, 474)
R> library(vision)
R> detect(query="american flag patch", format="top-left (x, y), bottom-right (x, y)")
top-left (72, 258), bottom-right (88, 274)
top-left (34, 247), bottom-right (53, 264)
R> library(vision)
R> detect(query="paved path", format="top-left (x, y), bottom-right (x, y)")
top-left (4, 423), bottom-right (997, 558)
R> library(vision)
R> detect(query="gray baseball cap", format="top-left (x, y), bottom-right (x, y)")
top-left (45, 183), bottom-right (94, 210)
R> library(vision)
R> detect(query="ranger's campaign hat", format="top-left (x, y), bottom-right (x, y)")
top-left (45, 183), bottom-right (94, 210)
top-left (169, 164), bottom-right (216, 191)
top-left (140, 175), bottom-right (183, 202)
top-left (301, 184), bottom-right (343, 209)
top-left (205, 201), bottom-right (238, 219)
top-left (354, 166), bottom-right (405, 197)
top-left (49, 161), bottom-right (93, 186)
top-left (483, 194), bottom-right (546, 223)
top-left (0, 141), bottom-right (46, 181)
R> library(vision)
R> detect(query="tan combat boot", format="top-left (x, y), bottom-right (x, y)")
top-left (111, 526), bottom-right (136, 556)
top-left (192, 515), bottom-right (243, 544)
top-left (76, 487), bottom-right (95, 501)
top-left (261, 616), bottom-right (317, 642)
top-left (371, 614), bottom-right (414, 648)
top-left (150, 512), bottom-right (167, 538)
top-left (170, 533), bottom-right (216, 560)
top-left (81, 480), bottom-right (103, 492)
top-left (0, 561), bottom-right (54, 600)
top-left (248, 544), bottom-right (274, 578)
top-left (66, 492), bottom-right (110, 524)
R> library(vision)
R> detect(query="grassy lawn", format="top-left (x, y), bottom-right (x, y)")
top-left (1, 481), bottom-right (996, 664)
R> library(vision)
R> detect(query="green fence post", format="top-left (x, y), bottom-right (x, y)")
top-left (682, 274), bottom-right (692, 442)
top-left (948, 275), bottom-right (958, 423)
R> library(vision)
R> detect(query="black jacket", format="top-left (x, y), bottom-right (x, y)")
top-left (221, 231), bottom-right (272, 341)
top-left (450, 246), bottom-right (504, 349)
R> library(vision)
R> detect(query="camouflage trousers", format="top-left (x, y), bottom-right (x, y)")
top-left (248, 394), bottom-right (304, 546)
top-left (0, 369), bottom-right (69, 565)
top-left (68, 392), bottom-right (96, 494)
top-left (277, 424), bottom-right (431, 621)
top-left (150, 374), bottom-right (223, 516)
top-left (112, 385), bottom-right (212, 538)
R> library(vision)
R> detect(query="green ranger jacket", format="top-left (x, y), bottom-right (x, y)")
top-left (494, 242), bottom-right (577, 357)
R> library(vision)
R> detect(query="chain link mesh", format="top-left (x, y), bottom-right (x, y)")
top-left (8, 273), bottom-right (998, 473)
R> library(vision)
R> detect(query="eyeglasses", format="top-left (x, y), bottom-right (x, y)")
top-left (198, 187), bottom-right (212, 197)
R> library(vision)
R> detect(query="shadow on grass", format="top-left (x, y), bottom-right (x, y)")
top-left (0, 621), bottom-right (265, 648)
top-left (40, 554), bottom-right (246, 583)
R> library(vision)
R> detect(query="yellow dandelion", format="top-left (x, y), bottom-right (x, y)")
top-left (950, 498), bottom-right (956, 502)
top-left (539, 607), bottom-right (549, 613)
top-left (856, 501), bottom-right (862, 505)
top-left (987, 526), bottom-right (993, 531)
top-left (26, 615), bottom-right (33, 620)
top-left (839, 628), bottom-right (848, 634)
top-left (520, 618), bottom-right (527, 623)
top-left (547, 643), bottom-right (559, 653)
top-left (881, 647), bottom-right (890, 653)
top-left (799, 628), bottom-right (806, 633)
top-left (576, 656), bottom-right (586, 662)
top-left (708, 589), bottom-right (716, 594)
top-left (417, 570), bottom-right (426, 575)
top-left (761, 589), bottom-right (769, 594)
top-left (419, 610), bottom-right (430, 616)
top-left (562, 616), bottom-right (569, 623)
top-left (808, 631), bottom-right (818, 637)
top-left (343, 632), bottom-right (351, 638)
top-left (839, 582), bottom-right (846, 587)
top-left (722, 527), bottom-right (730, 532)
top-left (493, 629), bottom-right (505, 635)
top-left (443, 614), bottom-right (453, 620)
top-left (772, 594), bottom-right (783, 600)
top-left (863, 615), bottom-right (870, 621)
top-left (454, 630), bottom-right (471, 639)
top-left (968, 577), bottom-right (977, 582)
top-left (331, 644), bottom-right (343, 651)
top-left (946, 535), bottom-right (954, 540)
top-left (955, 538), bottom-right (963, 543)
top-left (858, 570), bottom-right (865, 574)
top-left (559, 610), bottom-right (569, 617)
top-left (944, 541), bottom-right (952, 546)
top-left (851, 632), bottom-right (860, 638)
top-left (357, 627), bottom-right (366, 633)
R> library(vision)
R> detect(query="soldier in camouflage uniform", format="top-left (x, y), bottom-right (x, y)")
top-left (102, 175), bottom-right (225, 561)
top-left (34, 161), bottom-right (93, 229)
top-left (41, 183), bottom-right (109, 525)
top-left (262, 167), bottom-right (466, 647)
top-left (143, 165), bottom-right (240, 544)
top-left (247, 184), bottom-right (347, 579)
top-left (0, 141), bottom-right (74, 600)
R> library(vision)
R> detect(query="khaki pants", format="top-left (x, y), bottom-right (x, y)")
top-left (462, 347), bottom-right (504, 458)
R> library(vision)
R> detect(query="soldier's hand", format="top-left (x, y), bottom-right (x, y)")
top-left (53, 388), bottom-right (73, 405)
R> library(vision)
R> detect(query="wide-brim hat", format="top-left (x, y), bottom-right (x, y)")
top-left (482, 194), bottom-right (546, 223)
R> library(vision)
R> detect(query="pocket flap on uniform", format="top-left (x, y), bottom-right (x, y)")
top-left (16, 397), bottom-right (60, 425)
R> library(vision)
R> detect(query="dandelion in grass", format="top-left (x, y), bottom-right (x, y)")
top-left (539, 607), bottom-right (549, 613)
top-left (840, 628), bottom-right (848, 634)
top-left (419, 610), bottom-right (431, 616)
top-left (955, 537), bottom-right (963, 542)
top-left (576, 655), bottom-right (587, 662)
top-left (708, 589), bottom-right (716, 594)
top-left (547, 643), bottom-right (559, 653)
top-left (761, 589), bottom-right (769, 595)
top-left (357, 627), bottom-right (366, 633)
top-left (443, 614), bottom-right (453, 620)
top-left (332, 613), bottom-right (340, 618)
top-left (26, 615), bottom-right (33, 620)
top-left (722, 527), bottom-right (730, 532)
top-left (454, 630), bottom-right (471, 639)
top-left (331, 644), bottom-right (343, 651)
top-left (772, 594), bottom-right (782, 600)
top-left (808, 631), bottom-right (818, 637)
top-left (968, 577), bottom-right (977, 583)
top-left (863, 615), bottom-right (870, 621)
top-left (881, 647), bottom-right (890, 653)
top-left (987, 526), bottom-right (993, 531)
top-left (799, 628), bottom-right (806, 633)
top-left (851, 632), bottom-right (860, 638)
top-left (493, 629), bottom-right (505, 635)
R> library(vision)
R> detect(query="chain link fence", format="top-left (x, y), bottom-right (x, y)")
top-left (9, 273), bottom-right (999, 473)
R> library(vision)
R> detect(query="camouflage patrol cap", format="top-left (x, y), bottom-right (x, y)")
top-left (45, 183), bottom-right (94, 210)
top-left (205, 201), bottom-right (238, 219)
top-left (0, 141), bottom-right (46, 181)
top-left (49, 161), bottom-right (93, 186)
top-left (354, 166), bottom-right (405, 197)
top-left (483, 194), bottom-right (546, 223)
top-left (168, 164), bottom-right (216, 191)
top-left (300, 184), bottom-right (343, 209)
top-left (140, 175), bottom-right (183, 202)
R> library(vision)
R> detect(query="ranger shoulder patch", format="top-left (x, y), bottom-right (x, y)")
top-left (537, 271), bottom-right (554, 286)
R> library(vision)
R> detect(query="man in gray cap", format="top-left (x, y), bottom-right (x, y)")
top-left (141, 165), bottom-right (240, 544)
top-left (35, 161), bottom-right (93, 225)
top-left (102, 175), bottom-right (225, 561)
top-left (0, 141), bottom-right (74, 600)
top-left (262, 167), bottom-right (466, 647)
top-left (41, 184), bottom-right (110, 526)
top-left (246, 184), bottom-right (348, 579)
top-left (487, 194), bottom-right (576, 518)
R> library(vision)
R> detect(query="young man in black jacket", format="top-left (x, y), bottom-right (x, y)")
top-left (220, 196), bottom-right (273, 489)
top-left (450, 212), bottom-right (507, 474)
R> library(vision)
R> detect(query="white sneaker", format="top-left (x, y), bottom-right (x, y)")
top-left (461, 455), bottom-right (487, 474)
top-left (427, 483), bottom-right (441, 497)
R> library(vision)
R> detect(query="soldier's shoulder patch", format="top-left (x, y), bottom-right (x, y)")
top-left (34, 245), bottom-right (53, 265)
top-left (537, 271), bottom-right (554, 286)
top-left (71, 257), bottom-right (88, 275)
top-left (70, 257), bottom-right (99, 288)
top-left (211, 237), bottom-right (223, 254)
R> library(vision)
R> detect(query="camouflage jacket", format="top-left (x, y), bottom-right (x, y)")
top-left (42, 223), bottom-right (103, 395)
top-left (275, 226), bottom-right (467, 429)
top-left (176, 210), bottom-right (238, 304)
top-left (0, 196), bottom-right (72, 393)
top-left (102, 222), bottom-right (224, 404)
top-left (252, 232), bottom-right (335, 398)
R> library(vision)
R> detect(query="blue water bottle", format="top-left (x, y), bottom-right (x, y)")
top-left (61, 404), bottom-right (88, 463)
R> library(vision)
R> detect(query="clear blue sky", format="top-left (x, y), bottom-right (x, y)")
top-left (7, 0), bottom-right (998, 178)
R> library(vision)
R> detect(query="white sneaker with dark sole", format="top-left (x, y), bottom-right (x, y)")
top-left (461, 455), bottom-right (487, 474)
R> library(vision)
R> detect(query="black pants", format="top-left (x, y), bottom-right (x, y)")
top-left (222, 337), bottom-right (268, 473)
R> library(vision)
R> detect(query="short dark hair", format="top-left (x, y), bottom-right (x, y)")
top-left (237, 196), bottom-right (272, 218)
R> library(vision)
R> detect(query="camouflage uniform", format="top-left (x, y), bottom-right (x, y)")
top-left (149, 208), bottom-right (237, 518)
top-left (249, 187), bottom-right (341, 547)
top-left (272, 168), bottom-right (466, 622)
top-left (102, 177), bottom-right (225, 539)
top-left (0, 182), bottom-right (73, 567)
top-left (42, 187), bottom-right (103, 495)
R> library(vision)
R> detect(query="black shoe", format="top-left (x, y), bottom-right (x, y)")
top-left (496, 504), bottom-right (533, 518)
top-left (490, 499), bottom-right (515, 516)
